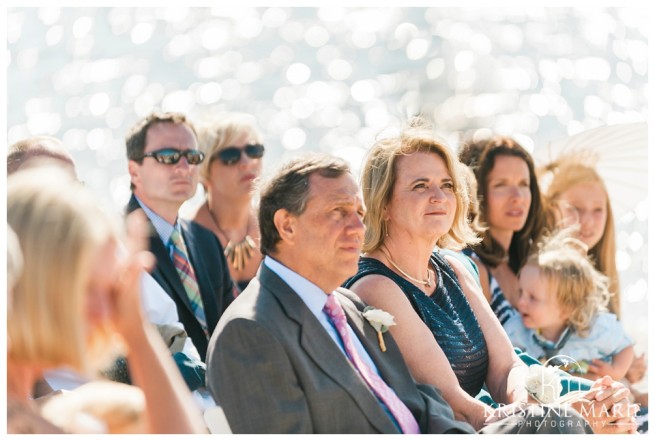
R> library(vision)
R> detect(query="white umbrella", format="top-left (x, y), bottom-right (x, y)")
top-left (534, 122), bottom-right (648, 218)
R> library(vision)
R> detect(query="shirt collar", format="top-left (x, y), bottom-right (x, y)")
top-left (134, 195), bottom-right (177, 245)
top-left (263, 256), bottom-right (330, 319)
top-left (532, 326), bottom-right (573, 351)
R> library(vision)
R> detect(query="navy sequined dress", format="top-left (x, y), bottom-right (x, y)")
top-left (343, 251), bottom-right (490, 398)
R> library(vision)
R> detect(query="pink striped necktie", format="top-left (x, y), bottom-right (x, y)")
top-left (323, 294), bottom-right (420, 434)
top-left (169, 229), bottom-right (208, 336)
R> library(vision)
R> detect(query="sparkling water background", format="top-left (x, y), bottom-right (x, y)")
top-left (6, 6), bottom-right (648, 389)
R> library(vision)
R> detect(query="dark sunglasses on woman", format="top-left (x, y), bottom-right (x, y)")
top-left (214, 143), bottom-right (265, 166)
top-left (139, 148), bottom-right (205, 165)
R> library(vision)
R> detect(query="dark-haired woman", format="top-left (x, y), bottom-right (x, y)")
top-left (458, 136), bottom-right (545, 325)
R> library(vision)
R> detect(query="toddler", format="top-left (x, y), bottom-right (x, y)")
top-left (504, 228), bottom-right (634, 381)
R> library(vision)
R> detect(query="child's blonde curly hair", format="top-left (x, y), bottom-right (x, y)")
top-left (523, 226), bottom-right (612, 337)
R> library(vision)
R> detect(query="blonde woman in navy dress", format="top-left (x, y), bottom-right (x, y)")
top-left (345, 123), bottom-right (637, 434)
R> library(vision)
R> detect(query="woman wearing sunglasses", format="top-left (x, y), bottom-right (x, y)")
top-left (189, 113), bottom-right (265, 293)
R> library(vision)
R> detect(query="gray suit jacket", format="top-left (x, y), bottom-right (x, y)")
top-left (206, 263), bottom-right (475, 434)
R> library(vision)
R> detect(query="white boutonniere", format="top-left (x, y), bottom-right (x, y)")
top-left (525, 364), bottom-right (563, 404)
top-left (362, 306), bottom-right (396, 352)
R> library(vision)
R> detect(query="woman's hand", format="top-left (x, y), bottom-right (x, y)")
top-left (110, 210), bottom-right (155, 339)
top-left (570, 376), bottom-right (638, 434)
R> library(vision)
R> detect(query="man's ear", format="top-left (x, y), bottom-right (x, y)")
top-left (128, 160), bottom-right (140, 188)
top-left (273, 208), bottom-right (296, 245)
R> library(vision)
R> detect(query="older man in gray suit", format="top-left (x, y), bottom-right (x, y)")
top-left (206, 153), bottom-right (593, 434)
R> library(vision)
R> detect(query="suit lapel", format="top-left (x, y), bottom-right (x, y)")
top-left (337, 288), bottom-right (385, 368)
top-left (337, 288), bottom-right (417, 415)
top-left (126, 195), bottom-right (198, 323)
top-left (149, 230), bottom-right (196, 315)
top-left (261, 266), bottom-right (398, 434)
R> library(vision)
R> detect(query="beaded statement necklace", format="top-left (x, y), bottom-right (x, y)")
top-left (380, 245), bottom-right (433, 288)
top-left (207, 202), bottom-right (256, 272)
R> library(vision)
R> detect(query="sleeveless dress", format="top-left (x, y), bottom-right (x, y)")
top-left (463, 250), bottom-right (517, 326)
top-left (489, 276), bottom-right (517, 326)
top-left (343, 251), bottom-right (489, 398)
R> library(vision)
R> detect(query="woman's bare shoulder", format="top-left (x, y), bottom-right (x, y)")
top-left (348, 272), bottom-right (405, 305)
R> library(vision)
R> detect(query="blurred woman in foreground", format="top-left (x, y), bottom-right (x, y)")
top-left (7, 167), bottom-right (206, 434)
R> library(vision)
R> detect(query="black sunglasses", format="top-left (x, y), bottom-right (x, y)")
top-left (139, 148), bottom-right (205, 165)
top-left (214, 143), bottom-right (265, 166)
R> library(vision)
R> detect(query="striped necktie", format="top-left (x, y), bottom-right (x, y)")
top-left (169, 228), bottom-right (208, 336)
top-left (323, 294), bottom-right (420, 434)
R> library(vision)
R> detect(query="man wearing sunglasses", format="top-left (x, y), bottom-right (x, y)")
top-left (125, 111), bottom-right (236, 362)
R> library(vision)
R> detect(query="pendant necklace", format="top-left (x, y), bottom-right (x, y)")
top-left (380, 245), bottom-right (433, 288)
top-left (207, 202), bottom-right (256, 272)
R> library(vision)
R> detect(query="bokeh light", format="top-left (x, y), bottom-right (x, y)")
top-left (6, 7), bottom-right (648, 372)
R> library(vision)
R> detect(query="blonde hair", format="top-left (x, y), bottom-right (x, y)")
top-left (457, 162), bottom-right (486, 236)
top-left (524, 227), bottom-right (611, 337)
top-left (538, 152), bottom-right (620, 317)
top-left (361, 120), bottom-right (479, 253)
top-left (197, 112), bottom-right (263, 181)
top-left (7, 167), bottom-right (123, 374)
top-left (7, 225), bottom-right (23, 295)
